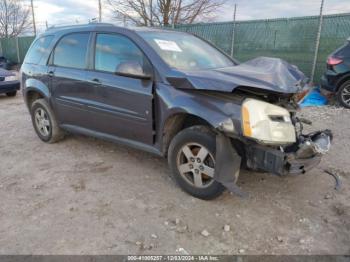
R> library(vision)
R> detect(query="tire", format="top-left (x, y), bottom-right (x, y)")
top-left (6, 91), bottom-right (17, 97)
top-left (30, 99), bottom-right (64, 143)
top-left (168, 125), bottom-right (225, 200)
top-left (336, 80), bottom-right (350, 109)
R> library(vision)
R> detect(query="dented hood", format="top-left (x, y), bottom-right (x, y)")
top-left (166, 57), bottom-right (307, 94)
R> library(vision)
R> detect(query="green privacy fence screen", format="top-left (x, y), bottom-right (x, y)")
top-left (0, 36), bottom-right (35, 64)
top-left (174, 13), bottom-right (350, 83)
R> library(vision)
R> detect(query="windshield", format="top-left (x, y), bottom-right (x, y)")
top-left (138, 31), bottom-right (235, 70)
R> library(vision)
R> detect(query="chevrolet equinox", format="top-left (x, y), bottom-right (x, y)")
top-left (21, 23), bottom-right (332, 199)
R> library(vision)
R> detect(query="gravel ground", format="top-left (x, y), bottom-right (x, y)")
top-left (0, 93), bottom-right (349, 255)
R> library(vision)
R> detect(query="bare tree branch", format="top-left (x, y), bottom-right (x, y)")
top-left (0, 0), bottom-right (31, 37)
top-left (107, 0), bottom-right (226, 26)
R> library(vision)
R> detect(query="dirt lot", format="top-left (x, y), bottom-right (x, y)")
top-left (0, 93), bottom-right (349, 255)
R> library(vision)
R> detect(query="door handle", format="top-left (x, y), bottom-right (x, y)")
top-left (48, 71), bottom-right (54, 77)
top-left (91, 78), bottom-right (101, 85)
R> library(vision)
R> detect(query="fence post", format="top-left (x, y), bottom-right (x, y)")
top-left (230, 4), bottom-right (237, 57)
top-left (16, 37), bottom-right (21, 64)
top-left (311, 0), bottom-right (325, 83)
top-left (0, 39), bottom-right (2, 56)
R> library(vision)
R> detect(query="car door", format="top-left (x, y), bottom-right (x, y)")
top-left (49, 32), bottom-right (96, 129)
top-left (84, 33), bottom-right (154, 145)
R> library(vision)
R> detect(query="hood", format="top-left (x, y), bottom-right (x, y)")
top-left (166, 57), bottom-right (307, 94)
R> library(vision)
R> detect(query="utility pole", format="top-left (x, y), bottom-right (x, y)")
top-left (311, 0), bottom-right (325, 83)
top-left (98, 0), bottom-right (102, 22)
top-left (149, 0), bottom-right (153, 26)
top-left (230, 4), bottom-right (237, 57)
top-left (30, 0), bottom-right (36, 35)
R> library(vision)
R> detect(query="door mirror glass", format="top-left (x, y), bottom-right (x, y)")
top-left (115, 61), bottom-right (151, 80)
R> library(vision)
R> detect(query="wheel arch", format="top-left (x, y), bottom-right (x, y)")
top-left (24, 78), bottom-right (51, 109)
top-left (335, 73), bottom-right (350, 92)
top-left (161, 112), bottom-right (214, 156)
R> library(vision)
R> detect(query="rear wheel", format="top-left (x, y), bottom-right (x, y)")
top-left (168, 126), bottom-right (225, 200)
top-left (337, 80), bottom-right (350, 108)
top-left (6, 91), bottom-right (17, 97)
top-left (30, 99), bottom-right (64, 143)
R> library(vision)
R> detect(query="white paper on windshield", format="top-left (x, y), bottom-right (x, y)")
top-left (154, 39), bottom-right (182, 52)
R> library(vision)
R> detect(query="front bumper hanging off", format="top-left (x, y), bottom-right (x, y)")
top-left (213, 129), bottom-right (332, 197)
top-left (245, 130), bottom-right (332, 176)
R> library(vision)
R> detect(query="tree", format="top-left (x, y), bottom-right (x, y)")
top-left (107, 0), bottom-right (226, 26)
top-left (0, 0), bottom-right (31, 37)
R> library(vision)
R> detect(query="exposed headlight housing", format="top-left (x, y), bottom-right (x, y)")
top-left (5, 75), bottom-right (17, 82)
top-left (242, 98), bottom-right (296, 145)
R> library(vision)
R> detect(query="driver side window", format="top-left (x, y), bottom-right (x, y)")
top-left (94, 33), bottom-right (145, 73)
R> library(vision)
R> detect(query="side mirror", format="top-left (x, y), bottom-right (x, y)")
top-left (115, 61), bottom-right (152, 80)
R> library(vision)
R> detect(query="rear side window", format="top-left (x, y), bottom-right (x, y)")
top-left (95, 33), bottom-right (145, 73)
top-left (24, 35), bottom-right (53, 65)
top-left (53, 33), bottom-right (89, 69)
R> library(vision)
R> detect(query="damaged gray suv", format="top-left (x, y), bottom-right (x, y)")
top-left (21, 23), bottom-right (332, 199)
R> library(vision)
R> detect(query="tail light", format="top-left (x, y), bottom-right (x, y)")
top-left (327, 56), bottom-right (343, 65)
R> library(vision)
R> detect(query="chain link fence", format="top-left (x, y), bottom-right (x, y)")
top-left (174, 13), bottom-right (350, 83)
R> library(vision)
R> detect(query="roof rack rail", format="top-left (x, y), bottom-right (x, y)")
top-left (46, 22), bottom-right (115, 31)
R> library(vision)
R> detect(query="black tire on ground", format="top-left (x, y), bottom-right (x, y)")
top-left (6, 91), bottom-right (17, 97)
top-left (168, 125), bottom-right (225, 200)
top-left (30, 98), bottom-right (64, 143)
top-left (336, 80), bottom-right (350, 109)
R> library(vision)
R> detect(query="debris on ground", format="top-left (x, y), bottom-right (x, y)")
top-left (223, 225), bottom-right (230, 232)
top-left (201, 229), bottom-right (210, 237)
top-left (324, 193), bottom-right (332, 199)
top-left (324, 169), bottom-right (342, 191)
top-left (276, 236), bottom-right (284, 243)
top-left (176, 247), bottom-right (189, 255)
top-left (299, 87), bottom-right (328, 108)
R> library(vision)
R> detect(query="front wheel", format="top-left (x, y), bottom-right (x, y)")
top-left (168, 126), bottom-right (225, 200)
top-left (337, 80), bottom-right (350, 108)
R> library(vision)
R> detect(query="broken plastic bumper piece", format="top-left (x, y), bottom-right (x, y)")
top-left (245, 130), bottom-right (332, 176)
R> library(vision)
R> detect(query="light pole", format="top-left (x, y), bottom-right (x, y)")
top-left (230, 4), bottom-right (237, 58)
top-left (311, 0), bottom-right (325, 83)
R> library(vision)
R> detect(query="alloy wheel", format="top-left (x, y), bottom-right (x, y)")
top-left (176, 143), bottom-right (215, 188)
top-left (34, 108), bottom-right (51, 137)
top-left (341, 84), bottom-right (350, 106)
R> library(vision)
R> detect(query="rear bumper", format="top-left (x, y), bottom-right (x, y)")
top-left (320, 75), bottom-right (337, 93)
top-left (0, 81), bottom-right (20, 94)
top-left (245, 130), bottom-right (331, 176)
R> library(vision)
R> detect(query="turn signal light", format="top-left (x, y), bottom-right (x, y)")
top-left (242, 105), bottom-right (252, 137)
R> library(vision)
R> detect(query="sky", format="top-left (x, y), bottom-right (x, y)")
top-left (29, 0), bottom-right (350, 32)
